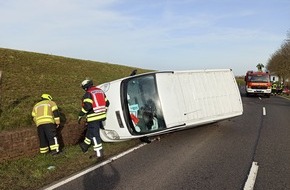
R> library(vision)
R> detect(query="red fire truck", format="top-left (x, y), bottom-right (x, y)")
top-left (245, 71), bottom-right (272, 97)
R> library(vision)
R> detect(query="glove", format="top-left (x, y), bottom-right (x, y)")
top-left (100, 123), bottom-right (104, 130)
top-left (78, 116), bottom-right (82, 124)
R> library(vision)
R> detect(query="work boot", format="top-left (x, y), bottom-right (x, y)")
top-left (79, 142), bottom-right (88, 154)
top-left (89, 150), bottom-right (104, 159)
top-left (50, 151), bottom-right (60, 157)
top-left (97, 149), bottom-right (104, 158)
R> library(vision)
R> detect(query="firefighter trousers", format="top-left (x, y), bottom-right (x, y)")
top-left (37, 123), bottom-right (59, 154)
top-left (81, 120), bottom-right (103, 157)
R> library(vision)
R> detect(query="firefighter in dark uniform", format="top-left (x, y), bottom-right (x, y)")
top-left (272, 83), bottom-right (277, 95)
top-left (78, 79), bottom-right (110, 158)
top-left (32, 94), bottom-right (60, 155)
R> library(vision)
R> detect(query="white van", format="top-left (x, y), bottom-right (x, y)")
top-left (98, 69), bottom-right (243, 142)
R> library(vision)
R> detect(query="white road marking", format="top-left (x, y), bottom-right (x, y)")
top-left (44, 143), bottom-right (147, 190)
top-left (263, 107), bottom-right (266, 116)
top-left (244, 162), bottom-right (259, 190)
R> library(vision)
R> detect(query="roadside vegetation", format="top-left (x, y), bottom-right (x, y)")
top-left (235, 76), bottom-right (245, 87)
top-left (0, 139), bottom-right (141, 190)
top-left (0, 48), bottom-right (148, 189)
top-left (266, 32), bottom-right (290, 84)
top-left (0, 48), bottom-right (150, 131)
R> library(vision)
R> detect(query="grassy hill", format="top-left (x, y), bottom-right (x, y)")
top-left (0, 48), bottom-right (150, 131)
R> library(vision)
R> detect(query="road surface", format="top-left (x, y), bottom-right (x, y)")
top-left (45, 94), bottom-right (290, 190)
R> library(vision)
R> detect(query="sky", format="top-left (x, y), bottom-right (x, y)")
top-left (1, 0), bottom-right (290, 76)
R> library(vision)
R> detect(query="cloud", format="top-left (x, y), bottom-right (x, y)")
top-left (0, 0), bottom-right (289, 75)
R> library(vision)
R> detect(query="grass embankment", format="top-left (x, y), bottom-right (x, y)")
top-left (235, 76), bottom-right (245, 86)
top-left (0, 48), bottom-right (149, 189)
top-left (0, 48), bottom-right (150, 131)
top-left (0, 140), bottom-right (141, 190)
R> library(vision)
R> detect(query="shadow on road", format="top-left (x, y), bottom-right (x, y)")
top-left (83, 163), bottom-right (120, 190)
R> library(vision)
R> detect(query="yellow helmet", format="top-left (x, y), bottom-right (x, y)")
top-left (41, 93), bottom-right (52, 100)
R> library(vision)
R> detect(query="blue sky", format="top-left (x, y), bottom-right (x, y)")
top-left (1, 0), bottom-right (289, 76)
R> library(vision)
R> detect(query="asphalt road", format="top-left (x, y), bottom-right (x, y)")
top-left (46, 93), bottom-right (290, 190)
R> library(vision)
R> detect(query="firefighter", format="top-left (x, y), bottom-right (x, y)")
top-left (279, 82), bottom-right (284, 95)
top-left (78, 79), bottom-right (110, 158)
top-left (272, 83), bottom-right (277, 95)
top-left (32, 94), bottom-right (60, 155)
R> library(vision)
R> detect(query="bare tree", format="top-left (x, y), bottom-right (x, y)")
top-left (287, 30), bottom-right (290, 42)
top-left (280, 42), bottom-right (290, 80)
top-left (267, 49), bottom-right (287, 82)
top-left (266, 30), bottom-right (290, 82)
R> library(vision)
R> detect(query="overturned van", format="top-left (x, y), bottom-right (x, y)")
top-left (98, 69), bottom-right (243, 142)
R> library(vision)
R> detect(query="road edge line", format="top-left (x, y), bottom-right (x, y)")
top-left (43, 143), bottom-right (147, 190)
top-left (263, 107), bottom-right (266, 115)
top-left (243, 161), bottom-right (259, 190)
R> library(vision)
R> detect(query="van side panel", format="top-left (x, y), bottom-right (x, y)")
top-left (156, 69), bottom-right (242, 128)
top-left (154, 73), bottom-right (186, 127)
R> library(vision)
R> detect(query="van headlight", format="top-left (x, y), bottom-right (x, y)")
top-left (98, 83), bottom-right (110, 93)
top-left (104, 130), bottom-right (120, 140)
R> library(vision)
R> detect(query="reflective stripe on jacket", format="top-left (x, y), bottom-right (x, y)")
top-left (32, 100), bottom-right (60, 126)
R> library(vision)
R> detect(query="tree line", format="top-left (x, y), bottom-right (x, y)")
top-left (266, 31), bottom-right (290, 83)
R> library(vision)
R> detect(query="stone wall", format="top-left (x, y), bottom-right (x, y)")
top-left (0, 123), bottom-right (86, 162)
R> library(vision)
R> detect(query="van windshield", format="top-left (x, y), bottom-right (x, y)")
top-left (122, 74), bottom-right (166, 135)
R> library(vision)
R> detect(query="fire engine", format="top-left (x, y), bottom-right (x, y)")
top-left (245, 70), bottom-right (271, 97)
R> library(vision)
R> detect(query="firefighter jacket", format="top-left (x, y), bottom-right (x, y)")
top-left (79, 86), bottom-right (110, 122)
top-left (32, 100), bottom-right (60, 127)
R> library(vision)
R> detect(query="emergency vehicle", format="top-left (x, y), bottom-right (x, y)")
top-left (98, 69), bottom-right (243, 142)
top-left (244, 70), bottom-right (272, 97)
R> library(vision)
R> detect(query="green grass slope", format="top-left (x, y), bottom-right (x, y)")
top-left (0, 48), bottom-right (150, 131)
